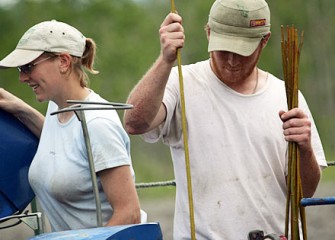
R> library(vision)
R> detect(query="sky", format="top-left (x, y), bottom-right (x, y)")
top-left (0, 0), bottom-right (18, 8)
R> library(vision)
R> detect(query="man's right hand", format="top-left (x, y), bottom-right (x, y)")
top-left (159, 13), bottom-right (185, 64)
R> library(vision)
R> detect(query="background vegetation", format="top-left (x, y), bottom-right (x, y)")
top-left (0, 0), bottom-right (334, 199)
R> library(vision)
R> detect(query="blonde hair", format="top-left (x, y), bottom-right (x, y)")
top-left (72, 38), bottom-right (99, 87)
top-left (45, 38), bottom-right (99, 87)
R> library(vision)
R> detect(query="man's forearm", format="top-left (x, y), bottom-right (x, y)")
top-left (124, 55), bottom-right (173, 134)
top-left (299, 149), bottom-right (321, 198)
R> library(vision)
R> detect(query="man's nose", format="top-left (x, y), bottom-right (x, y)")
top-left (227, 52), bottom-right (239, 66)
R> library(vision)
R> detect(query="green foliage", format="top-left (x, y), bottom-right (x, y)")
top-left (1, 0), bottom-right (334, 198)
top-left (322, 166), bottom-right (335, 182)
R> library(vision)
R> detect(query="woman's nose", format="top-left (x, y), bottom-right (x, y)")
top-left (18, 71), bottom-right (29, 83)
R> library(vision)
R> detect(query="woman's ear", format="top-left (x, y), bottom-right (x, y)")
top-left (58, 53), bottom-right (72, 73)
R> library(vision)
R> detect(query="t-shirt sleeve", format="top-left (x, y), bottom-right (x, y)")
top-left (299, 91), bottom-right (328, 169)
top-left (87, 117), bottom-right (132, 172)
top-left (142, 67), bottom-right (184, 147)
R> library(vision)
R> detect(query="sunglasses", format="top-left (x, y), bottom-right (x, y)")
top-left (17, 56), bottom-right (54, 74)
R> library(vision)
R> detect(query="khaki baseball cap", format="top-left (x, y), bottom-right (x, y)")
top-left (208, 0), bottom-right (270, 56)
top-left (0, 20), bottom-right (86, 68)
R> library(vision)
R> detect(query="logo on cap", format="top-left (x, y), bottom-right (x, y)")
top-left (250, 19), bottom-right (266, 27)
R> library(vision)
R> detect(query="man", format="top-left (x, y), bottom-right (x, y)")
top-left (124, 0), bottom-right (327, 239)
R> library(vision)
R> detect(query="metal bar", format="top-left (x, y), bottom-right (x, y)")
top-left (30, 198), bottom-right (44, 235)
top-left (51, 106), bottom-right (132, 115)
top-left (301, 197), bottom-right (335, 207)
top-left (66, 100), bottom-right (133, 107)
top-left (0, 212), bottom-right (42, 232)
top-left (75, 110), bottom-right (103, 227)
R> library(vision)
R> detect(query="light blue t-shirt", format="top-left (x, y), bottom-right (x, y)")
top-left (29, 90), bottom-right (135, 231)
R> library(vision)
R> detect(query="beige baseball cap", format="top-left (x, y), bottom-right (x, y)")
top-left (208, 0), bottom-right (270, 56)
top-left (0, 20), bottom-right (86, 68)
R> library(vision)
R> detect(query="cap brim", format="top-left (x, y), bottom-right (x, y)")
top-left (208, 30), bottom-right (262, 57)
top-left (0, 49), bottom-right (44, 68)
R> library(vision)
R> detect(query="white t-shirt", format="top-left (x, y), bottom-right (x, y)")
top-left (29, 90), bottom-right (136, 231)
top-left (143, 60), bottom-right (327, 240)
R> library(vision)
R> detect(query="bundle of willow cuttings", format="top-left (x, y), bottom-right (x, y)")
top-left (281, 25), bottom-right (306, 240)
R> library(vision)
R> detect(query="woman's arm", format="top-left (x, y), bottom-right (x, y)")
top-left (0, 88), bottom-right (44, 138)
top-left (99, 165), bottom-right (141, 225)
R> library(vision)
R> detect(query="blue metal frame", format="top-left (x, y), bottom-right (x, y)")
top-left (28, 223), bottom-right (163, 240)
top-left (301, 197), bottom-right (335, 207)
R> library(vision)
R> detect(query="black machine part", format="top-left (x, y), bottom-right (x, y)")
top-left (248, 230), bottom-right (264, 240)
top-left (248, 230), bottom-right (286, 240)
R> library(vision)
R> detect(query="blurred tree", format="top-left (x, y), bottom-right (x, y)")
top-left (0, 0), bottom-right (334, 190)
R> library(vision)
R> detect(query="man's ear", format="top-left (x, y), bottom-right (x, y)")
top-left (205, 24), bottom-right (210, 41)
top-left (261, 32), bottom-right (271, 48)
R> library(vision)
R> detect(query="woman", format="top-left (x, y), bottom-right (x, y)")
top-left (0, 20), bottom-right (145, 231)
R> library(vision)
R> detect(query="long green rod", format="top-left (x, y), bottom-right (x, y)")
top-left (170, 1), bottom-right (196, 239)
